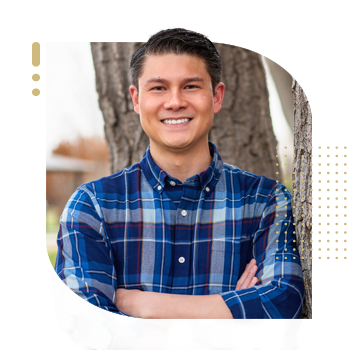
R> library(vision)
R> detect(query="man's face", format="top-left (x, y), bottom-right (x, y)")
top-left (130, 54), bottom-right (224, 154)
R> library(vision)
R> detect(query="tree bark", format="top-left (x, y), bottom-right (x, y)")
top-left (91, 42), bottom-right (149, 173)
top-left (210, 45), bottom-right (280, 179)
top-left (91, 42), bottom-right (281, 181)
top-left (292, 79), bottom-right (312, 319)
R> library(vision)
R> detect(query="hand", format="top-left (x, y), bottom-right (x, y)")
top-left (235, 259), bottom-right (258, 291)
top-left (115, 288), bottom-right (143, 316)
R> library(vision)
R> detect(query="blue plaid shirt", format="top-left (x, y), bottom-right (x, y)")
top-left (55, 142), bottom-right (304, 319)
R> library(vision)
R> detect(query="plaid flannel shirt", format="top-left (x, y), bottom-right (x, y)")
top-left (52, 141), bottom-right (304, 350)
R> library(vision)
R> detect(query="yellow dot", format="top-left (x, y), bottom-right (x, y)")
top-left (32, 74), bottom-right (40, 81)
top-left (32, 88), bottom-right (40, 96)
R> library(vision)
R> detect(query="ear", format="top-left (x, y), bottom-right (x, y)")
top-left (213, 82), bottom-right (225, 114)
top-left (129, 85), bottom-right (140, 114)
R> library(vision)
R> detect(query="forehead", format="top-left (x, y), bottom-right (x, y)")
top-left (140, 53), bottom-right (209, 81)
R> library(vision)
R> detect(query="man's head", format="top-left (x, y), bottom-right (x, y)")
top-left (130, 28), bottom-right (222, 93)
top-left (129, 28), bottom-right (225, 157)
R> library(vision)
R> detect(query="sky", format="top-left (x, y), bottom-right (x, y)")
top-left (46, 42), bottom-right (293, 158)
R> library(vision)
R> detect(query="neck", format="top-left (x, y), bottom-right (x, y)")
top-left (149, 140), bottom-right (212, 183)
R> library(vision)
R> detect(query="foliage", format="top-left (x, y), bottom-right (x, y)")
top-left (46, 208), bottom-right (60, 233)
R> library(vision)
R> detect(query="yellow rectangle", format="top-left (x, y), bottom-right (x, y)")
top-left (32, 42), bottom-right (40, 67)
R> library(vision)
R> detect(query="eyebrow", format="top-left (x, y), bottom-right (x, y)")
top-left (145, 77), bottom-right (205, 85)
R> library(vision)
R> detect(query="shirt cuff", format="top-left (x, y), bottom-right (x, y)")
top-left (220, 288), bottom-right (265, 331)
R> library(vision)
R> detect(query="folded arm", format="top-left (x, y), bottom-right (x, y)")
top-left (117, 290), bottom-right (231, 319)
top-left (116, 260), bottom-right (259, 319)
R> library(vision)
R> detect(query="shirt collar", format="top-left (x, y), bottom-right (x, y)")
top-left (140, 142), bottom-right (224, 196)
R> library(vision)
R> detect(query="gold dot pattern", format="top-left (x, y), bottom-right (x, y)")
top-left (276, 145), bottom-right (313, 260)
top-left (32, 42), bottom-right (40, 96)
top-left (275, 145), bottom-right (348, 260)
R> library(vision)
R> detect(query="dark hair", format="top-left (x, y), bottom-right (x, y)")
top-left (130, 28), bottom-right (222, 93)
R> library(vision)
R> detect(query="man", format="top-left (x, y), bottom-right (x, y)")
top-left (55, 28), bottom-right (304, 319)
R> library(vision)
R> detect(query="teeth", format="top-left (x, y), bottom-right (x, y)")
top-left (163, 118), bottom-right (190, 124)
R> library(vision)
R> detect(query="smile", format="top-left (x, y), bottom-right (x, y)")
top-left (162, 118), bottom-right (191, 125)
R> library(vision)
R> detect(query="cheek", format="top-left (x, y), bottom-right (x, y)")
top-left (140, 95), bottom-right (161, 112)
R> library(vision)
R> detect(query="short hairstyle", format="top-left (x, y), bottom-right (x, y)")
top-left (130, 28), bottom-right (222, 93)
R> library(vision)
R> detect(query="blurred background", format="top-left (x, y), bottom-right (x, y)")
top-left (46, 42), bottom-right (294, 267)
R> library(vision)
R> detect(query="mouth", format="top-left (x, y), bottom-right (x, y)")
top-left (161, 118), bottom-right (192, 125)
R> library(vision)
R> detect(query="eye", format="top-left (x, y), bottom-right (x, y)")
top-left (151, 86), bottom-right (165, 91)
top-left (185, 85), bottom-right (199, 89)
top-left (151, 85), bottom-right (198, 91)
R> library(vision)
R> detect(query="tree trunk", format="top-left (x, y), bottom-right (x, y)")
top-left (91, 42), bottom-right (149, 173)
top-left (292, 79), bottom-right (312, 319)
top-left (210, 44), bottom-right (280, 179)
top-left (91, 42), bottom-right (281, 181)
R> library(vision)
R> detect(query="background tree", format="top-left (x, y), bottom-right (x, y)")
top-left (292, 80), bottom-right (312, 319)
top-left (91, 42), bottom-right (312, 318)
top-left (91, 43), bottom-right (147, 173)
top-left (266, 63), bottom-right (312, 319)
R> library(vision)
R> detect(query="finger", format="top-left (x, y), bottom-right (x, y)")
top-left (235, 260), bottom-right (256, 289)
top-left (247, 277), bottom-right (259, 289)
top-left (240, 265), bottom-right (258, 290)
top-left (236, 259), bottom-right (254, 290)
top-left (236, 264), bottom-right (258, 289)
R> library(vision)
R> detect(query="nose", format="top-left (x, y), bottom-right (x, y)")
top-left (163, 89), bottom-right (187, 111)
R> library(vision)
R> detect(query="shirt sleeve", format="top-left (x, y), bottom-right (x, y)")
top-left (54, 184), bottom-right (129, 316)
top-left (220, 182), bottom-right (305, 319)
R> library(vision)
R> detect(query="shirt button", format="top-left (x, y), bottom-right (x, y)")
top-left (205, 187), bottom-right (210, 192)
top-left (181, 210), bottom-right (187, 217)
top-left (178, 257), bottom-right (185, 263)
top-left (170, 181), bottom-right (176, 186)
top-left (157, 185), bottom-right (162, 190)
